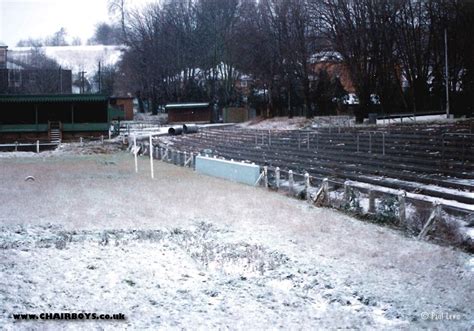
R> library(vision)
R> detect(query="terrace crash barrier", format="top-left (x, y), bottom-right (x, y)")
top-left (195, 155), bottom-right (260, 186)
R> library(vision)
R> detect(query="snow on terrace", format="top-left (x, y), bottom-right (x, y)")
top-left (239, 114), bottom-right (464, 130)
top-left (9, 45), bottom-right (125, 78)
top-left (238, 116), bottom-right (355, 130)
top-left (239, 116), bottom-right (312, 130)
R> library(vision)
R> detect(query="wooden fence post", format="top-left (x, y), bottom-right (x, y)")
top-left (133, 135), bottom-right (138, 173)
top-left (289, 170), bottom-right (294, 194)
top-left (368, 190), bottom-right (375, 214)
top-left (436, 202), bottom-right (442, 220)
top-left (275, 167), bottom-right (280, 190)
top-left (149, 135), bottom-right (154, 179)
top-left (398, 190), bottom-right (406, 224)
top-left (264, 166), bottom-right (268, 188)
top-left (418, 202), bottom-right (441, 240)
top-left (344, 181), bottom-right (351, 205)
top-left (304, 172), bottom-right (310, 201)
top-left (322, 178), bottom-right (329, 205)
top-left (314, 178), bottom-right (329, 206)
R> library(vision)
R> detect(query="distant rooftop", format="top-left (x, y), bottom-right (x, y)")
top-left (6, 61), bottom-right (23, 70)
top-left (310, 51), bottom-right (344, 64)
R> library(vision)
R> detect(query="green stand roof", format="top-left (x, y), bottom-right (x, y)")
top-left (0, 94), bottom-right (109, 103)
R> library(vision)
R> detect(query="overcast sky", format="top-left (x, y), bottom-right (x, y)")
top-left (0, 0), bottom-right (153, 47)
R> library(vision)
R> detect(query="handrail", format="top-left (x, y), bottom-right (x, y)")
top-left (358, 131), bottom-right (387, 155)
top-left (441, 133), bottom-right (473, 164)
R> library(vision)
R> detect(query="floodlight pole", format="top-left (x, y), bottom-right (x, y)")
top-left (444, 28), bottom-right (450, 118)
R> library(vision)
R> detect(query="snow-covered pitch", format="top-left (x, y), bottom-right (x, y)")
top-left (0, 152), bottom-right (472, 329)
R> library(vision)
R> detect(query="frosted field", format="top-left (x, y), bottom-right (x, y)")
top-left (0, 152), bottom-right (473, 330)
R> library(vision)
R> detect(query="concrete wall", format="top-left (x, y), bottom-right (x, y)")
top-left (195, 155), bottom-right (260, 186)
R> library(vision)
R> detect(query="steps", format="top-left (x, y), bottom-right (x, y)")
top-left (48, 121), bottom-right (62, 143)
top-left (49, 129), bottom-right (62, 143)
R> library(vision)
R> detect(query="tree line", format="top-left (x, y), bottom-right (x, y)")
top-left (114, 0), bottom-right (474, 120)
top-left (17, 28), bottom-right (82, 47)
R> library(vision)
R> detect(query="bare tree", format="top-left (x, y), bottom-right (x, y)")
top-left (89, 23), bottom-right (122, 45)
top-left (45, 27), bottom-right (69, 46)
top-left (316, 0), bottom-right (403, 122)
top-left (108, 0), bottom-right (128, 42)
top-left (114, 0), bottom-right (474, 119)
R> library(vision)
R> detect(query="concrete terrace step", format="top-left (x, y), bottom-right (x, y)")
top-left (159, 126), bottom-right (474, 205)
top-left (184, 133), bottom-right (474, 174)
top-left (173, 136), bottom-right (474, 190)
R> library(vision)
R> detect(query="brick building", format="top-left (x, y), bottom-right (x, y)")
top-left (110, 96), bottom-right (134, 121)
top-left (309, 51), bottom-right (355, 93)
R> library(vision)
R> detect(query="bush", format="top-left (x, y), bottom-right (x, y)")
top-left (375, 196), bottom-right (399, 223)
top-left (343, 188), bottom-right (362, 214)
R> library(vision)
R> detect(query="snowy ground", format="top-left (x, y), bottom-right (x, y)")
top-left (376, 114), bottom-right (450, 125)
top-left (238, 117), bottom-right (312, 130)
top-left (0, 140), bottom-right (125, 159)
top-left (0, 152), bottom-right (473, 329)
top-left (238, 114), bottom-right (470, 130)
top-left (133, 112), bottom-right (168, 123)
top-left (238, 116), bottom-right (356, 130)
